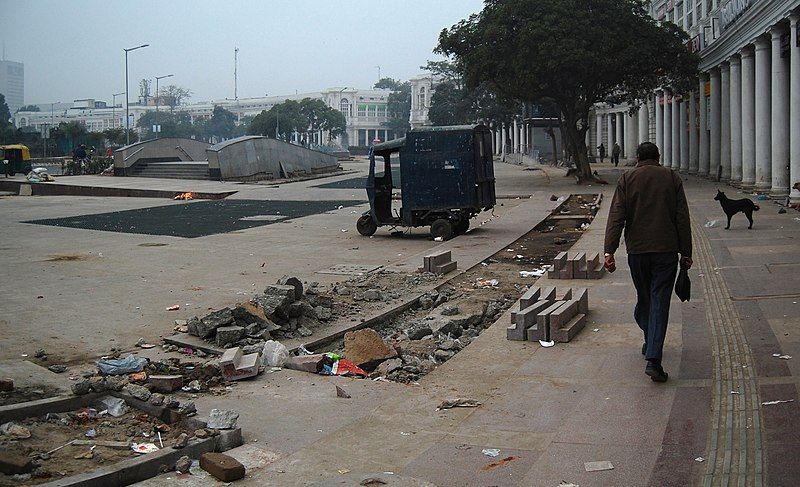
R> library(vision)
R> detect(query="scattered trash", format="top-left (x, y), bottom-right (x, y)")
top-left (85, 428), bottom-right (96, 438)
top-left (772, 353), bottom-right (792, 360)
top-left (584, 461), bottom-right (614, 472)
top-left (100, 396), bottom-right (128, 417)
top-left (437, 398), bottom-right (481, 410)
top-left (166, 305), bottom-right (181, 311)
top-left (434, 236), bottom-right (443, 242)
top-left (400, 432), bottom-right (411, 436)
top-left (757, 194), bottom-right (768, 201)
top-left (475, 278), bottom-right (499, 288)
top-left (131, 443), bottom-right (159, 454)
top-left (0, 422), bottom-right (32, 439)
top-left (338, 469), bottom-right (351, 475)
top-left (335, 385), bottom-right (351, 399)
top-left (539, 340), bottom-right (555, 348)
top-left (519, 269), bottom-right (546, 278)
top-left (129, 371), bottom-right (147, 382)
top-left (96, 354), bottom-right (148, 375)
top-left (482, 448), bottom-right (501, 457)
top-left (481, 456), bottom-right (517, 471)
top-left (174, 192), bottom-right (195, 200)
top-left (592, 328), bottom-right (600, 332)
top-left (558, 483), bottom-right (579, 487)
top-left (730, 391), bottom-right (740, 395)
top-left (704, 220), bottom-right (718, 228)
top-left (695, 456), bottom-right (705, 462)
top-left (135, 338), bottom-right (156, 349)
top-left (261, 340), bottom-right (290, 367)
top-left (762, 399), bottom-right (795, 405)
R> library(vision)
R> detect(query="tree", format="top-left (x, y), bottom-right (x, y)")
top-left (102, 128), bottom-right (127, 146)
top-left (0, 94), bottom-right (11, 131)
top-left (437, 0), bottom-right (699, 182)
top-left (136, 110), bottom-right (194, 139)
top-left (207, 106), bottom-right (237, 141)
top-left (374, 78), bottom-right (403, 91)
top-left (17, 105), bottom-right (40, 113)
top-left (248, 100), bottom-right (305, 141)
top-left (160, 85), bottom-right (192, 112)
top-left (299, 98), bottom-right (346, 142)
top-left (386, 82), bottom-right (411, 137)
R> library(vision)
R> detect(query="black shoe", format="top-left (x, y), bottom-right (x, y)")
top-left (645, 361), bottom-right (668, 382)
top-left (641, 343), bottom-right (646, 356)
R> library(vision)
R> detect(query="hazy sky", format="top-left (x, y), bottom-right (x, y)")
top-left (1, 0), bottom-right (485, 105)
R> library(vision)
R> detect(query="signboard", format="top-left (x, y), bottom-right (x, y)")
top-left (720, 0), bottom-right (755, 32)
top-left (687, 35), bottom-right (701, 53)
top-left (152, 124), bottom-right (161, 133)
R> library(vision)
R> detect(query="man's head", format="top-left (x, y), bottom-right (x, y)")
top-left (636, 142), bottom-right (659, 162)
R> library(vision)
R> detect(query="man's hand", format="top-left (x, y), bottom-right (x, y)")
top-left (604, 253), bottom-right (616, 273)
top-left (680, 256), bottom-right (693, 270)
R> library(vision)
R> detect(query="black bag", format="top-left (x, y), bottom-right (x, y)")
top-left (675, 267), bottom-right (691, 302)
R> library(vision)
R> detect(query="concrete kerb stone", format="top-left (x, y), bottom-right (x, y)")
top-left (508, 300), bottom-right (553, 341)
top-left (571, 251), bottom-right (587, 279)
top-left (0, 392), bottom-right (243, 487)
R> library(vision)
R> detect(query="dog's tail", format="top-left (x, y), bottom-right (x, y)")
top-left (754, 204), bottom-right (760, 211)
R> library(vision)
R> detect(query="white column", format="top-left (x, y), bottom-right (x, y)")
top-left (741, 47), bottom-right (756, 189)
top-left (710, 69), bottom-right (721, 179)
top-left (663, 91), bottom-right (672, 167)
top-left (655, 91), bottom-right (663, 151)
top-left (615, 111), bottom-right (623, 150)
top-left (680, 99), bottom-right (689, 172)
top-left (638, 101), bottom-right (649, 143)
top-left (771, 25), bottom-right (790, 196)
top-left (512, 119), bottom-right (519, 153)
top-left (672, 94), bottom-right (681, 170)
top-left (607, 113), bottom-right (613, 150)
top-left (501, 123), bottom-right (508, 157)
top-left (755, 36), bottom-right (772, 192)
top-left (699, 75), bottom-right (710, 176)
top-left (720, 63), bottom-right (731, 181)
top-left (790, 15), bottom-right (800, 202)
top-left (629, 111), bottom-right (638, 160)
top-left (596, 114), bottom-right (603, 158)
top-left (689, 91), bottom-right (699, 174)
top-left (729, 55), bottom-right (743, 185)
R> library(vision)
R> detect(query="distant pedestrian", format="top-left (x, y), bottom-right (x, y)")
top-left (612, 143), bottom-right (621, 167)
top-left (598, 143), bottom-right (606, 162)
top-left (603, 142), bottom-right (692, 383)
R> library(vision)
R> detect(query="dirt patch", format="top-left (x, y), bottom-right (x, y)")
top-left (43, 254), bottom-right (92, 262)
top-left (0, 385), bottom-right (64, 407)
top-left (137, 243), bottom-right (169, 247)
top-left (0, 404), bottom-right (192, 485)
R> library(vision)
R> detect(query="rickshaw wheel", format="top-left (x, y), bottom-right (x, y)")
top-left (430, 219), bottom-right (454, 241)
top-left (454, 218), bottom-right (470, 234)
top-left (356, 215), bottom-right (378, 236)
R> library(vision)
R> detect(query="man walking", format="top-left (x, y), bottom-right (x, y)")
top-left (612, 142), bottom-right (621, 167)
top-left (603, 142), bottom-right (692, 382)
top-left (598, 143), bottom-right (606, 163)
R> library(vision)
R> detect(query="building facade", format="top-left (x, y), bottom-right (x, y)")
top-left (13, 87), bottom-right (395, 149)
top-left (409, 74), bottom-right (438, 128)
top-left (0, 60), bottom-right (24, 116)
top-left (591, 0), bottom-right (800, 201)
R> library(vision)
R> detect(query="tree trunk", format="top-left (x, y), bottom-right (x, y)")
top-left (562, 114), bottom-right (593, 183)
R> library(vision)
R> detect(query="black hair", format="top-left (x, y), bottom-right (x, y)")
top-left (637, 142), bottom-right (659, 161)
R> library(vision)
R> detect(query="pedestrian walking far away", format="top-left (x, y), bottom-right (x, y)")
top-left (598, 143), bottom-right (606, 162)
top-left (603, 142), bottom-right (692, 383)
top-left (611, 142), bottom-right (621, 167)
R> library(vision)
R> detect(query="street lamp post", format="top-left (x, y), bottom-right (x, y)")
top-left (154, 74), bottom-right (173, 139)
top-left (112, 91), bottom-right (124, 128)
top-left (124, 44), bottom-right (149, 145)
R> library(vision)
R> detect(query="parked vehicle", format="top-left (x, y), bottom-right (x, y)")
top-left (0, 144), bottom-right (32, 177)
top-left (357, 124), bottom-right (496, 241)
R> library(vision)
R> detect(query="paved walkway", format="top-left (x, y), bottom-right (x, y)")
top-left (127, 164), bottom-right (799, 486)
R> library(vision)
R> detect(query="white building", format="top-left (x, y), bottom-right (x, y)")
top-left (409, 74), bottom-right (439, 128)
top-left (592, 0), bottom-right (800, 200)
top-left (0, 60), bottom-right (24, 116)
top-left (14, 87), bottom-right (396, 149)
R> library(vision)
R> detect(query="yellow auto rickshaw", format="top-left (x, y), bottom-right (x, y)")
top-left (1, 144), bottom-right (32, 177)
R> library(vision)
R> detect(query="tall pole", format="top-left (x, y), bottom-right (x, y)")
top-left (124, 44), bottom-right (149, 145)
top-left (112, 92), bottom-right (124, 128)
top-left (375, 65), bottom-right (381, 82)
top-left (234, 47), bottom-right (240, 122)
top-left (154, 74), bottom-right (173, 139)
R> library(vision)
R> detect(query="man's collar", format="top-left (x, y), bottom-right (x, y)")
top-left (636, 159), bottom-right (660, 167)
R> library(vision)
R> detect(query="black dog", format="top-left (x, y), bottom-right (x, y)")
top-left (714, 190), bottom-right (759, 229)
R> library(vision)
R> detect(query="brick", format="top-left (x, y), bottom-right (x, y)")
top-left (571, 252), bottom-right (586, 279)
top-left (0, 451), bottom-right (33, 475)
top-left (519, 287), bottom-right (542, 309)
top-left (539, 286), bottom-right (557, 302)
top-left (507, 300), bottom-right (552, 341)
top-left (556, 288), bottom-right (573, 301)
top-left (549, 299), bottom-right (579, 329)
top-left (0, 378), bottom-right (13, 392)
top-left (573, 288), bottom-right (589, 314)
top-left (553, 313), bottom-right (587, 342)
top-left (424, 250), bottom-right (451, 272)
top-left (148, 375), bottom-right (183, 393)
top-left (432, 261), bottom-right (457, 275)
top-left (284, 354), bottom-right (325, 373)
top-left (530, 301), bottom-right (566, 342)
top-left (200, 452), bottom-right (245, 482)
top-left (588, 261), bottom-right (606, 279)
top-left (220, 347), bottom-right (243, 368)
top-left (219, 347), bottom-right (260, 381)
top-left (215, 325), bottom-right (245, 347)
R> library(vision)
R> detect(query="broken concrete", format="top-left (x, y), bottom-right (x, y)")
top-left (343, 328), bottom-right (396, 368)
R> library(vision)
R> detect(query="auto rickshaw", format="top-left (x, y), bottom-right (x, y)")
top-left (356, 124), bottom-right (496, 241)
top-left (1, 144), bottom-right (32, 177)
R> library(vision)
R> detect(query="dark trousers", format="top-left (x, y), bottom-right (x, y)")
top-left (628, 252), bottom-right (678, 362)
top-left (612, 154), bottom-right (620, 166)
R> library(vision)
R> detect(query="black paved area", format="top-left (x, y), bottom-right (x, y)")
top-left (313, 167), bottom-right (400, 189)
top-left (24, 199), bottom-right (363, 238)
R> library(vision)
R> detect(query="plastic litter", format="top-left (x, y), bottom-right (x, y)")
top-left (131, 443), bottom-right (159, 454)
top-left (437, 398), bottom-right (481, 410)
top-left (695, 456), bottom-right (705, 462)
top-left (97, 354), bottom-right (147, 375)
top-left (261, 340), bottom-right (289, 367)
top-left (584, 461), bottom-right (614, 472)
top-left (85, 429), bottom-right (96, 438)
top-left (772, 353), bottom-right (792, 360)
top-left (475, 278), bottom-right (499, 288)
top-left (519, 268), bottom-right (546, 278)
top-left (762, 399), bottom-right (794, 405)
top-left (100, 396), bottom-right (128, 417)
top-left (166, 305), bottom-right (180, 311)
top-left (482, 448), bottom-right (501, 457)
top-left (704, 220), bottom-right (718, 228)
top-left (539, 340), bottom-right (555, 348)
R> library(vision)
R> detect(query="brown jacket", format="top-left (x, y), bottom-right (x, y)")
top-left (604, 160), bottom-right (692, 257)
